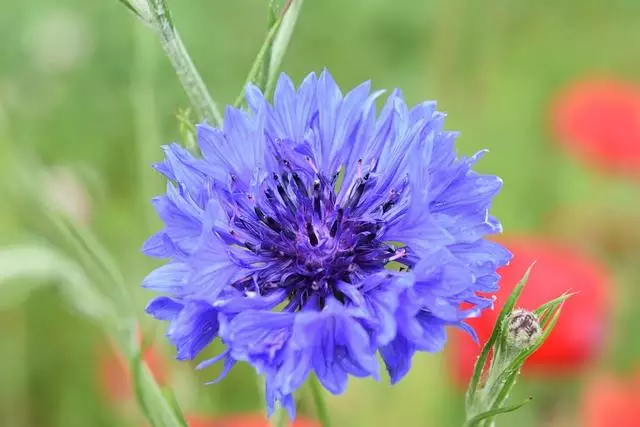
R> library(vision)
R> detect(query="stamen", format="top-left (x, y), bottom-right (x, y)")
top-left (306, 222), bottom-right (319, 246)
top-left (292, 173), bottom-right (308, 198)
top-left (346, 179), bottom-right (366, 209)
top-left (265, 188), bottom-right (276, 201)
top-left (255, 207), bottom-right (282, 233)
top-left (329, 208), bottom-right (344, 237)
top-left (277, 184), bottom-right (296, 214)
top-left (254, 206), bottom-right (266, 222)
top-left (313, 180), bottom-right (322, 218)
top-left (306, 156), bottom-right (318, 174)
top-left (244, 241), bottom-right (258, 253)
top-left (381, 189), bottom-right (398, 213)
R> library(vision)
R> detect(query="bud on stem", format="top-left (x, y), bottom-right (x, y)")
top-left (506, 309), bottom-right (542, 350)
top-left (464, 264), bottom-right (572, 427)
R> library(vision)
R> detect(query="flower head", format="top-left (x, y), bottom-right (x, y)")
top-left (449, 236), bottom-right (612, 387)
top-left (505, 309), bottom-right (541, 350)
top-left (142, 70), bottom-right (510, 416)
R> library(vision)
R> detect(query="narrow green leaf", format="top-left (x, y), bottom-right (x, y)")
top-left (466, 262), bottom-right (536, 406)
top-left (266, 0), bottom-right (304, 98)
top-left (234, 15), bottom-right (285, 107)
top-left (131, 348), bottom-right (188, 427)
top-left (131, 350), bottom-right (156, 425)
top-left (164, 388), bottom-right (189, 426)
top-left (258, 6), bottom-right (278, 92)
top-left (117, 0), bottom-right (145, 20)
top-left (534, 292), bottom-right (574, 319)
top-left (0, 246), bottom-right (59, 308)
top-left (0, 245), bottom-right (115, 322)
top-left (309, 375), bottom-right (332, 427)
top-left (466, 397), bottom-right (533, 427)
top-left (48, 213), bottom-right (134, 320)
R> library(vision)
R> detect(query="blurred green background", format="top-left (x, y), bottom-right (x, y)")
top-left (1, 0), bottom-right (639, 426)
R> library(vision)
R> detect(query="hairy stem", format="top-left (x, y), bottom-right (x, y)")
top-left (146, 0), bottom-right (223, 125)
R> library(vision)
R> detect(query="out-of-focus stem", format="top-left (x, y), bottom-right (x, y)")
top-left (309, 376), bottom-right (332, 427)
top-left (132, 22), bottom-right (160, 233)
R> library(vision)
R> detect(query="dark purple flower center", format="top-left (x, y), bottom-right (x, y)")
top-left (230, 159), bottom-right (409, 310)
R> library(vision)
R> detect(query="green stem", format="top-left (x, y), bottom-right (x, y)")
top-left (309, 376), bottom-right (332, 427)
top-left (275, 408), bottom-right (288, 427)
top-left (266, 0), bottom-right (304, 98)
top-left (233, 15), bottom-right (284, 107)
top-left (146, 0), bottom-right (223, 125)
top-left (258, 8), bottom-right (278, 92)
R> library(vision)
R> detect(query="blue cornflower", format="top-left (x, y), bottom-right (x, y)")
top-left (142, 70), bottom-right (511, 417)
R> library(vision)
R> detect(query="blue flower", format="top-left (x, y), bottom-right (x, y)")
top-left (142, 70), bottom-right (511, 417)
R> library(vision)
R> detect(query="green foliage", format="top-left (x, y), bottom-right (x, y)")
top-left (464, 265), bottom-right (572, 427)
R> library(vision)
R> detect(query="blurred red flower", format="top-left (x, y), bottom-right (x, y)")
top-left (186, 414), bottom-right (319, 427)
top-left (98, 340), bottom-right (168, 402)
top-left (551, 78), bottom-right (640, 177)
top-left (581, 372), bottom-right (640, 427)
top-left (449, 237), bottom-right (612, 387)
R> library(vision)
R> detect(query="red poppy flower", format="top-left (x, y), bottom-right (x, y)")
top-left (581, 372), bottom-right (640, 427)
top-left (185, 414), bottom-right (319, 427)
top-left (449, 237), bottom-right (612, 387)
top-left (551, 78), bottom-right (640, 177)
top-left (97, 340), bottom-right (168, 402)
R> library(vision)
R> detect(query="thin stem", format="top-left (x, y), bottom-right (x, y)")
top-left (146, 0), bottom-right (223, 125)
top-left (233, 16), bottom-right (284, 107)
top-left (258, 8), bottom-right (278, 92)
top-left (309, 376), bottom-right (332, 427)
top-left (275, 408), bottom-right (288, 427)
top-left (266, 0), bottom-right (305, 98)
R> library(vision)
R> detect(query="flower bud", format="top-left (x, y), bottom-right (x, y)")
top-left (506, 309), bottom-right (541, 349)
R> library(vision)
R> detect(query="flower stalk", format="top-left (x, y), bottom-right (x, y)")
top-left (309, 376), bottom-right (332, 427)
top-left (142, 0), bottom-right (223, 125)
top-left (464, 264), bottom-right (572, 427)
